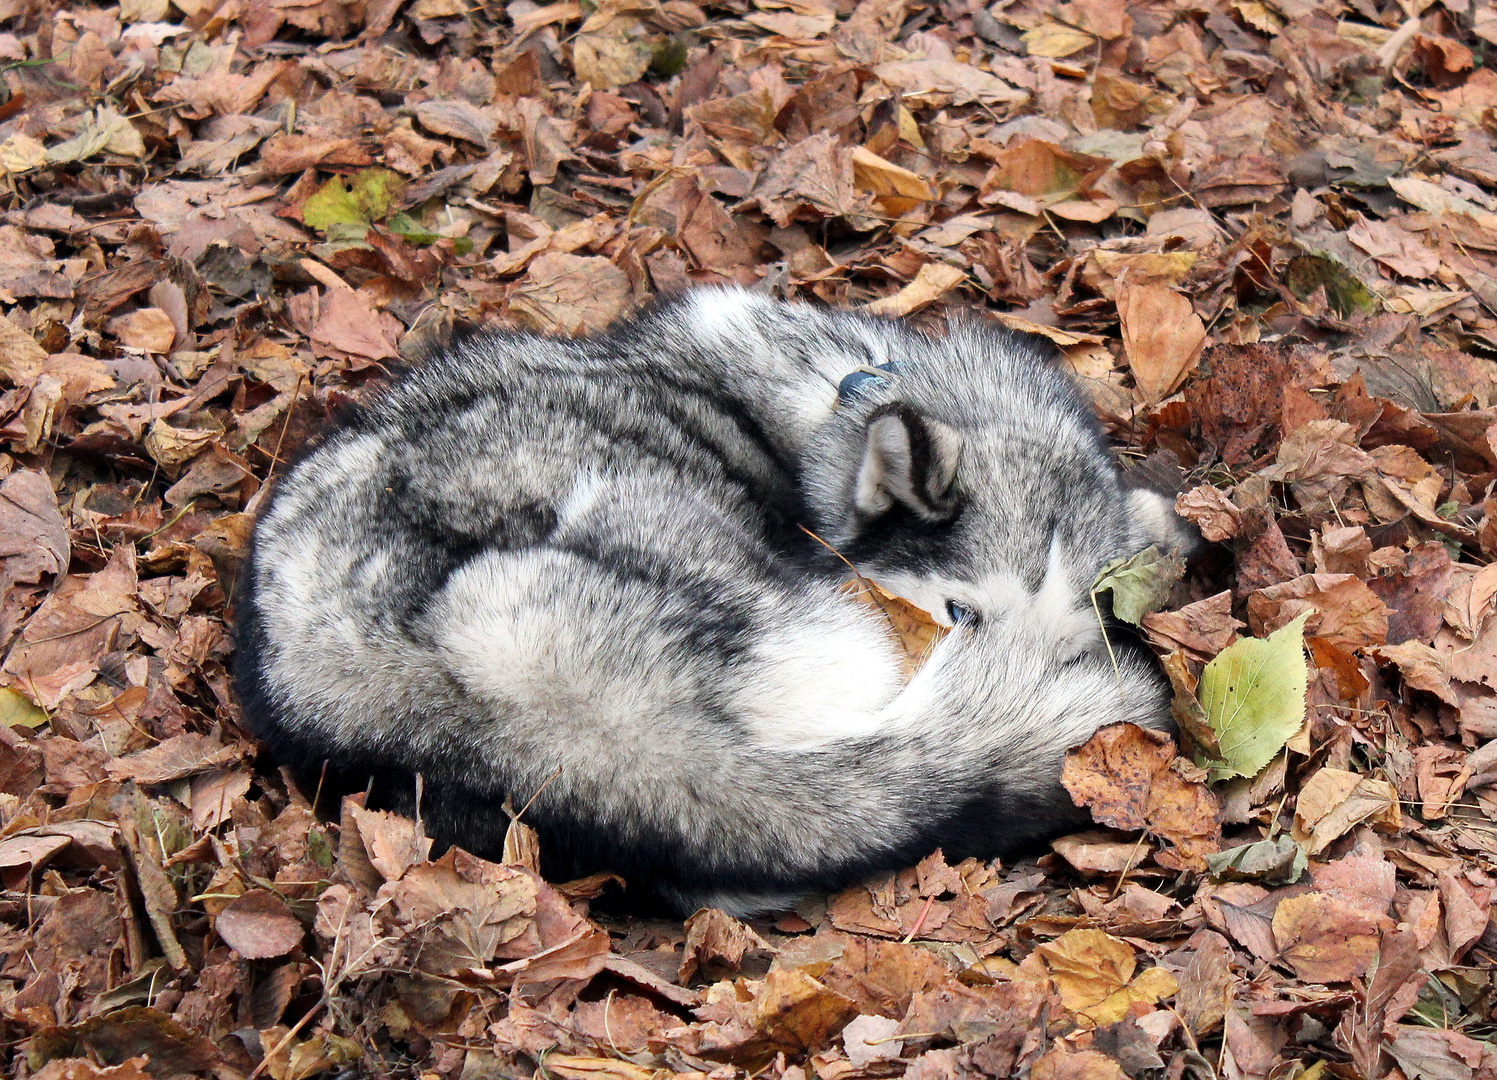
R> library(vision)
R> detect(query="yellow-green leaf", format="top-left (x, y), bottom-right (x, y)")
top-left (1198, 612), bottom-right (1310, 781)
top-left (0, 687), bottom-right (47, 729)
top-left (302, 168), bottom-right (405, 232)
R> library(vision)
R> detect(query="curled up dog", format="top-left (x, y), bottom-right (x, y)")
top-left (234, 288), bottom-right (1193, 914)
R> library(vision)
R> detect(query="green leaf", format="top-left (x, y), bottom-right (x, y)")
top-left (1198, 612), bottom-right (1310, 781)
top-left (1285, 254), bottom-right (1379, 318)
top-left (302, 168), bottom-right (405, 233)
top-left (302, 176), bottom-right (362, 231)
top-left (387, 211), bottom-right (441, 246)
top-left (1204, 835), bottom-right (1306, 884)
top-left (651, 36), bottom-right (689, 77)
top-left (0, 687), bottom-right (47, 729)
top-left (1090, 544), bottom-right (1185, 626)
top-left (307, 827), bottom-right (335, 869)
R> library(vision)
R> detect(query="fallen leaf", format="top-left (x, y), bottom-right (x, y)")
top-left (850, 146), bottom-right (936, 217)
top-left (680, 907), bottom-right (774, 983)
top-left (1205, 836), bottom-right (1306, 884)
top-left (1143, 591), bottom-right (1243, 661)
top-left (842, 1014), bottom-right (903, 1067)
top-left (1272, 892), bottom-right (1390, 983)
top-left (1246, 574), bottom-right (1389, 650)
top-left (0, 469), bottom-right (68, 591)
top-left (215, 888), bottom-right (304, 960)
top-left (106, 733), bottom-right (243, 785)
top-left (1174, 486), bottom-right (1243, 543)
top-left (301, 168), bottom-right (405, 232)
top-left (1034, 928), bottom-right (1178, 1026)
top-left (863, 262), bottom-right (966, 317)
top-left (1291, 767), bottom-right (1403, 854)
top-left (1023, 22), bottom-right (1096, 58)
top-left (509, 252), bottom-right (632, 336)
top-left (107, 307), bottom-right (177, 353)
top-left (310, 288), bottom-right (403, 362)
top-left (1052, 829), bottom-right (1151, 875)
top-left (1092, 544), bottom-right (1186, 625)
top-left (1063, 722), bottom-right (1222, 870)
top-left (871, 59), bottom-right (1026, 106)
top-left (1118, 283), bottom-right (1207, 404)
top-left (1198, 613), bottom-right (1310, 781)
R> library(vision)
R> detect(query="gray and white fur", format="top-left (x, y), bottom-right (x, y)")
top-left (235, 288), bottom-right (1188, 914)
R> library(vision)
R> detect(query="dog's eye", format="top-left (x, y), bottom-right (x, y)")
top-left (945, 600), bottom-right (977, 626)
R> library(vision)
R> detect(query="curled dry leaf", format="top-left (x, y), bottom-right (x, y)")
top-left (843, 577), bottom-right (949, 677)
top-left (1143, 590), bottom-right (1242, 662)
top-left (1062, 722), bottom-right (1222, 870)
top-left (1160, 651), bottom-right (1221, 760)
top-left (1291, 767), bottom-right (1403, 854)
top-left (680, 906), bottom-right (775, 983)
top-left (1175, 485), bottom-right (1243, 542)
top-left (863, 262), bottom-right (966, 317)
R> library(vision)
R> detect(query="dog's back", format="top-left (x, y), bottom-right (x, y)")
top-left (236, 289), bottom-right (1180, 912)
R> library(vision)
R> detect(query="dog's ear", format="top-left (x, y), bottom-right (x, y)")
top-left (854, 403), bottom-right (962, 521)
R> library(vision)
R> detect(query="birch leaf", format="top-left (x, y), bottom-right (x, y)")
top-left (1198, 611), bottom-right (1310, 781)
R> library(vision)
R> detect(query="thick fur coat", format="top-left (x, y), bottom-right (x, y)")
top-left (235, 288), bottom-right (1184, 913)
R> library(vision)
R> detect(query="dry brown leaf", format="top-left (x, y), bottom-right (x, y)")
top-left (1263, 419), bottom-right (1377, 516)
top-left (871, 59), bottom-right (1026, 106)
top-left (1246, 573), bottom-right (1390, 651)
top-left (843, 577), bottom-right (949, 675)
top-left (680, 906), bottom-right (774, 983)
top-left (1062, 722), bottom-right (1222, 870)
top-left (1030, 1047), bottom-right (1127, 1080)
top-left (509, 252), bottom-right (632, 336)
top-left (862, 262), bottom-right (966, 318)
top-left (107, 307), bottom-right (178, 352)
top-left (1292, 767), bottom-right (1403, 854)
top-left (0, 469), bottom-right (68, 591)
top-left (1033, 928), bottom-right (1178, 1026)
top-left (544, 1056), bottom-right (661, 1080)
top-left (1118, 283), bottom-right (1206, 404)
top-left (750, 967), bottom-right (860, 1054)
top-left (1051, 830), bottom-right (1150, 875)
top-left (850, 146), bottom-right (937, 217)
top-left (1174, 485), bottom-right (1242, 542)
top-left (215, 888), bottom-right (304, 960)
top-left (311, 288), bottom-right (403, 362)
top-left (347, 802), bottom-right (432, 883)
top-left (1271, 892), bottom-right (1390, 983)
top-left (1143, 591), bottom-right (1243, 661)
top-left (106, 732), bottom-right (244, 785)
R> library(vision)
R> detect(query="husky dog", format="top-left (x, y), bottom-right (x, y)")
top-left (235, 288), bottom-right (1188, 914)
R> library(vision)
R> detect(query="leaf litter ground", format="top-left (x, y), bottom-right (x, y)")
top-left (0, 0), bottom-right (1495, 1077)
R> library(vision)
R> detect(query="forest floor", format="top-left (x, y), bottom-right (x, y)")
top-left (0, 0), bottom-right (1496, 1077)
